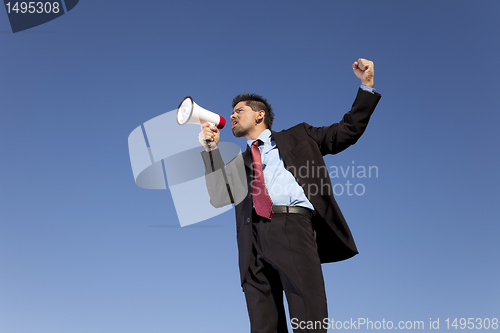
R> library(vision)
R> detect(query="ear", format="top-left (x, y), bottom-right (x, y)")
top-left (256, 110), bottom-right (265, 123)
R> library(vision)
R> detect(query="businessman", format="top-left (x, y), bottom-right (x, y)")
top-left (199, 58), bottom-right (381, 333)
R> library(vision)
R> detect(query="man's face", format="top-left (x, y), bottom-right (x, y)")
top-left (230, 101), bottom-right (259, 138)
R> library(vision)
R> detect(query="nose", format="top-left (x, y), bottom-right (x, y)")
top-left (230, 113), bottom-right (236, 120)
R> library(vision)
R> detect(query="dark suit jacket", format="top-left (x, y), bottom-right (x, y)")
top-left (201, 88), bottom-right (381, 285)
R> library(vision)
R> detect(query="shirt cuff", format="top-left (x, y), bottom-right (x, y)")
top-left (360, 85), bottom-right (375, 94)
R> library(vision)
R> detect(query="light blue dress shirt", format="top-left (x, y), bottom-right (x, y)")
top-left (360, 84), bottom-right (375, 93)
top-left (247, 129), bottom-right (315, 211)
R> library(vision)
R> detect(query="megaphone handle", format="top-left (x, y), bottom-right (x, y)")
top-left (206, 121), bottom-right (215, 146)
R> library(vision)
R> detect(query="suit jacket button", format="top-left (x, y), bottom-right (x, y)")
top-left (246, 218), bottom-right (250, 224)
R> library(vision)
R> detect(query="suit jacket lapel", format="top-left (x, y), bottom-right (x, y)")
top-left (272, 130), bottom-right (290, 164)
top-left (243, 144), bottom-right (252, 169)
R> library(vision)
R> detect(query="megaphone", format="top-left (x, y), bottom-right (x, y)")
top-left (176, 96), bottom-right (226, 129)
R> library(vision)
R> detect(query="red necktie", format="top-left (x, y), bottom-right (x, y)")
top-left (251, 140), bottom-right (273, 219)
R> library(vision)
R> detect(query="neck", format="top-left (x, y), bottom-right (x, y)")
top-left (245, 126), bottom-right (267, 141)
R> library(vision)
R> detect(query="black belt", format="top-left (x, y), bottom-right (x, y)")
top-left (272, 206), bottom-right (313, 217)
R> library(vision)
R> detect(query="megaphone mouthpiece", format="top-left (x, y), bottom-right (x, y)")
top-left (216, 116), bottom-right (226, 129)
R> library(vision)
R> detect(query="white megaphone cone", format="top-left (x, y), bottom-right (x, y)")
top-left (176, 96), bottom-right (226, 129)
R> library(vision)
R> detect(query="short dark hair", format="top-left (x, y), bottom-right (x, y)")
top-left (232, 93), bottom-right (274, 130)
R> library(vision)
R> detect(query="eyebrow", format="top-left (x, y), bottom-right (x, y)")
top-left (232, 107), bottom-right (245, 114)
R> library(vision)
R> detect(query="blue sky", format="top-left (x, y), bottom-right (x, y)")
top-left (1, 1), bottom-right (499, 332)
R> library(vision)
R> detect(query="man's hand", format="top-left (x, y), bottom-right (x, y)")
top-left (199, 122), bottom-right (220, 151)
top-left (352, 58), bottom-right (374, 88)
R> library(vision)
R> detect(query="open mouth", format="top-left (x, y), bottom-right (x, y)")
top-left (232, 120), bottom-right (238, 127)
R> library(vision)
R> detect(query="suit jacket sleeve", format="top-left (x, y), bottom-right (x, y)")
top-left (200, 148), bottom-right (234, 208)
top-left (304, 88), bottom-right (381, 155)
top-left (200, 148), bottom-right (248, 208)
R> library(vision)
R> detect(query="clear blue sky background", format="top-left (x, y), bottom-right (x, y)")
top-left (1, 1), bottom-right (499, 332)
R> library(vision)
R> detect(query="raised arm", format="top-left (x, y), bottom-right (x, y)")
top-left (306, 59), bottom-right (381, 155)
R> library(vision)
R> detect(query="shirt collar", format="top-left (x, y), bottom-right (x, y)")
top-left (247, 129), bottom-right (272, 148)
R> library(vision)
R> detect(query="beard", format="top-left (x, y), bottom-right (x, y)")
top-left (232, 125), bottom-right (245, 137)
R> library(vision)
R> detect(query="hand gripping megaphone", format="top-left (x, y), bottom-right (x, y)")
top-left (176, 96), bottom-right (226, 129)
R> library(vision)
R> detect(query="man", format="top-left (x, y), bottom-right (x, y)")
top-left (199, 59), bottom-right (381, 333)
